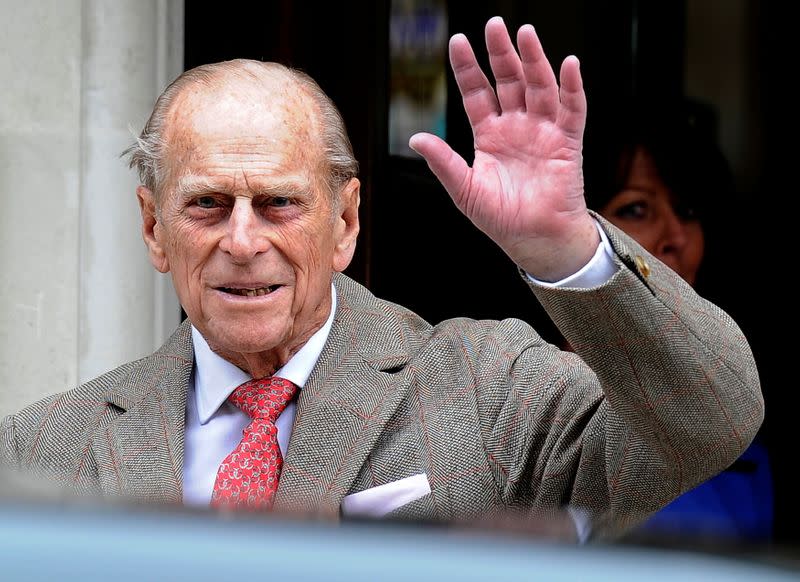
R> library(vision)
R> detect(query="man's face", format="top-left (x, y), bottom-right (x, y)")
top-left (138, 77), bottom-right (359, 369)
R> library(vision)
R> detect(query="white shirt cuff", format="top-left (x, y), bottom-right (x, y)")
top-left (567, 506), bottom-right (592, 544)
top-left (525, 220), bottom-right (618, 289)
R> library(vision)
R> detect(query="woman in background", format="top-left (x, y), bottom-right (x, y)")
top-left (582, 98), bottom-right (773, 543)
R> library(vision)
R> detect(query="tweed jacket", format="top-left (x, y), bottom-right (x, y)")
top-left (0, 221), bottom-right (763, 539)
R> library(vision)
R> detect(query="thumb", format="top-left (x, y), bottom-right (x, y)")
top-left (409, 132), bottom-right (470, 204)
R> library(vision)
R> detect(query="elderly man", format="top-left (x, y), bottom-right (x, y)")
top-left (1, 18), bottom-right (762, 540)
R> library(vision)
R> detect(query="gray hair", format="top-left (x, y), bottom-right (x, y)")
top-left (123, 60), bottom-right (359, 202)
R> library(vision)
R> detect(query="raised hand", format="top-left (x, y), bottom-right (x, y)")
top-left (409, 16), bottom-right (599, 281)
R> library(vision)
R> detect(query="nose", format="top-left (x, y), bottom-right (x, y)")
top-left (653, 207), bottom-right (688, 261)
top-left (219, 199), bottom-right (270, 262)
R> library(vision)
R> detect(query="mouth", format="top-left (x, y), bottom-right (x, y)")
top-left (217, 284), bottom-right (282, 297)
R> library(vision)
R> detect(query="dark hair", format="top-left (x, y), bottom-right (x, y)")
top-left (583, 97), bottom-right (736, 226)
top-left (583, 97), bottom-right (739, 300)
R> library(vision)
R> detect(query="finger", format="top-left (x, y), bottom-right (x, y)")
top-left (556, 56), bottom-right (586, 140)
top-left (409, 132), bottom-right (470, 205)
top-left (485, 16), bottom-right (526, 112)
top-left (449, 32), bottom-right (500, 129)
top-left (517, 24), bottom-right (559, 118)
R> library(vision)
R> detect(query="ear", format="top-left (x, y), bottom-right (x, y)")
top-left (332, 177), bottom-right (361, 272)
top-left (137, 185), bottom-right (170, 273)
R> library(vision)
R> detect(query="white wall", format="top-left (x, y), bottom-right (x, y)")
top-left (0, 0), bottom-right (183, 418)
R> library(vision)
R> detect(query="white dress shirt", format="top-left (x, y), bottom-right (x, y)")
top-left (182, 287), bottom-right (337, 506)
top-left (182, 222), bottom-right (617, 509)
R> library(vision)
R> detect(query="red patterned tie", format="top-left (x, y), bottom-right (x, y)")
top-left (211, 376), bottom-right (298, 509)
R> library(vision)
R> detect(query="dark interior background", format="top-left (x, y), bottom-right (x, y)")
top-left (185, 0), bottom-right (794, 546)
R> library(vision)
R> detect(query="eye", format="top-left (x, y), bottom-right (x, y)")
top-left (195, 196), bottom-right (218, 209)
top-left (613, 201), bottom-right (649, 220)
top-left (675, 202), bottom-right (700, 222)
top-left (269, 196), bottom-right (291, 208)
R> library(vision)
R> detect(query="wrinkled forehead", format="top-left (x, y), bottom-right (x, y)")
top-left (161, 70), bottom-right (324, 181)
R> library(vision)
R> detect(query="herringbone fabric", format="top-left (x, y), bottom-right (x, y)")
top-left (0, 217), bottom-right (764, 540)
top-left (211, 377), bottom-right (297, 509)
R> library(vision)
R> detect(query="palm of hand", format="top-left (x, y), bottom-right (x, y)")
top-left (466, 111), bottom-right (585, 248)
top-left (409, 17), bottom-right (596, 279)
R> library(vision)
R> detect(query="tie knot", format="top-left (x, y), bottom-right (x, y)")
top-left (229, 376), bottom-right (298, 422)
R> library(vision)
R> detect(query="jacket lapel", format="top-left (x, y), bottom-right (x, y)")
top-left (90, 321), bottom-right (194, 503)
top-left (274, 274), bottom-right (414, 516)
top-left (87, 276), bottom-right (414, 510)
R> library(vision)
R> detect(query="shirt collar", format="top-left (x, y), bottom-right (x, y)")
top-left (192, 284), bottom-right (337, 424)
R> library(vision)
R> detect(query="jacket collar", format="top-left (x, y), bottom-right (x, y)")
top-left (274, 273), bottom-right (419, 517)
top-left (90, 273), bottom-right (422, 511)
top-left (91, 320), bottom-right (194, 503)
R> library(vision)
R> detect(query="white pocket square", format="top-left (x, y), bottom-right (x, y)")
top-left (341, 473), bottom-right (431, 518)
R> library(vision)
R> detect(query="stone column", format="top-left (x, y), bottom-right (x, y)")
top-left (0, 0), bottom-right (183, 417)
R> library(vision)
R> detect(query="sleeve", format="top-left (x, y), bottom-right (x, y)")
top-left (483, 215), bottom-right (763, 540)
top-left (0, 414), bottom-right (20, 470)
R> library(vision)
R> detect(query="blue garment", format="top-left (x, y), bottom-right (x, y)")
top-left (638, 438), bottom-right (773, 541)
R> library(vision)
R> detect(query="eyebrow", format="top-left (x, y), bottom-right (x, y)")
top-left (175, 174), bottom-right (311, 198)
top-left (175, 175), bottom-right (221, 197)
top-left (619, 185), bottom-right (657, 196)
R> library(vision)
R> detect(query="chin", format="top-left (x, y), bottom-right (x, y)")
top-left (205, 323), bottom-right (287, 356)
